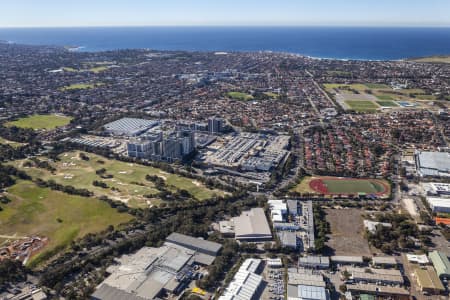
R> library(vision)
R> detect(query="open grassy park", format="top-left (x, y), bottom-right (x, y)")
top-left (226, 91), bottom-right (254, 101)
top-left (0, 180), bottom-right (132, 266)
top-left (0, 137), bottom-right (25, 148)
top-left (60, 82), bottom-right (104, 91)
top-left (10, 151), bottom-right (224, 208)
top-left (5, 114), bottom-right (72, 130)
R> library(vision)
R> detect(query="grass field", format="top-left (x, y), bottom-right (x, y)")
top-left (321, 179), bottom-right (385, 194)
top-left (60, 83), bottom-right (103, 91)
top-left (0, 137), bottom-right (25, 148)
top-left (345, 100), bottom-right (379, 112)
top-left (292, 176), bottom-right (390, 197)
top-left (0, 180), bottom-right (132, 266)
top-left (227, 91), bottom-right (254, 101)
top-left (6, 114), bottom-right (72, 130)
top-left (324, 83), bottom-right (368, 91)
top-left (376, 94), bottom-right (395, 101)
top-left (376, 100), bottom-right (399, 107)
top-left (10, 151), bottom-right (224, 207)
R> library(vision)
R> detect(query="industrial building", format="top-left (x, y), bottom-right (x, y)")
top-left (270, 200), bottom-right (315, 251)
top-left (429, 250), bottom-right (450, 280)
top-left (415, 151), bottom-right (450, 177)
top-left (164, 232), bottom-right (222, 265)
top-left (233, 207), bottom-right (272, 241)
top-left (298, 256), bottom-right (330, 269)
top-left (92, 233), bottom-right (221, 300)
top-left (268, 199), bottom-right (288, 222)
top-left (372, 256), bottom-right (398, 267)
top-left (288, 268), bottom-right (326, 288)
top-left (426, 197), bottom-right (450, 213)
top-left (346, 267), bottom-right (404, 285)
top-left (330, 256), bottom-right (364, 266)
top-left (414, 267), bottom-right (445, 295)
top-left (346, 284), bottom-right (410, 300)
top-left (423, 182), bottom-right (450, 197)
top-left (287, 284), bottom-right (329, 300)
top-left (104, 118), bottom-right (159, 136)
top-left (219, 259), bottom-right (264, 300)
top-left (277, 231), bottom-right (298, 249)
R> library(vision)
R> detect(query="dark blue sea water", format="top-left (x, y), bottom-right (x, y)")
top-left (1, 27), bottom-right (450, 60)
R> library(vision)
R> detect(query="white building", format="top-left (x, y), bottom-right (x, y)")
top-left (426, 197), bottom-right (450, 213)
top-left (219, 259), bottom-right (264, 300)
top-left (268, 200), bottom-right (288, 222)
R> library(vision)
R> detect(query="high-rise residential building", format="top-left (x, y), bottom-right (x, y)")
top-left (208, 117), bottom-right (225, 134)
top-left (127, 129), bottom-right (195, 162)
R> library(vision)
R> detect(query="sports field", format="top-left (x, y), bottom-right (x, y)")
top-left (0, 180), bottom-right (132, 266)
top-left (324, 82), bottom-right (438, 111)
top-left (376, 100), bottom-right (398, 107)
top-left (345, 100), bottom-right (379, 112)
top-left (10, 151), bottom-right (224, 207)
top-left (227, 91), bottom-right (254, 101)
top-left (292, 176), bottom-right (390, 197)
top-left (5, 114), bottom-right (72, 130)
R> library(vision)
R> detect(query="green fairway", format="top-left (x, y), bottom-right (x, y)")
top-left (60, 83), bottom-right (103, 91)
top-left (376, 100), bottom-right (399, 107)
top-left (0, 180), bottom-right (132, 266)
top-left (227, 91), bottom-right (254, 101)
top-left (345, 100), bottom-right (379, 112)
top-left (263, 92), bottom-right (279, 99)
top-left (10, 151), bottom-right (224, 207)
top-left (6, 114), bottom-right (72, 130)
top-left (323, 179), bottom-right (385, 194)
top-left (89, 66), bottom-right (109, 73)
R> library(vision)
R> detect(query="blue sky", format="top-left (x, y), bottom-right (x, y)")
top-left (1, 0), bottom-right (450, 27)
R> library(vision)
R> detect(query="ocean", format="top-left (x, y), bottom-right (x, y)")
top-left (1, 27), bottom-right (450, 60)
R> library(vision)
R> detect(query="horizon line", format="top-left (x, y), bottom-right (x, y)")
top-left (1, 24), bottom-right (450, 29)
